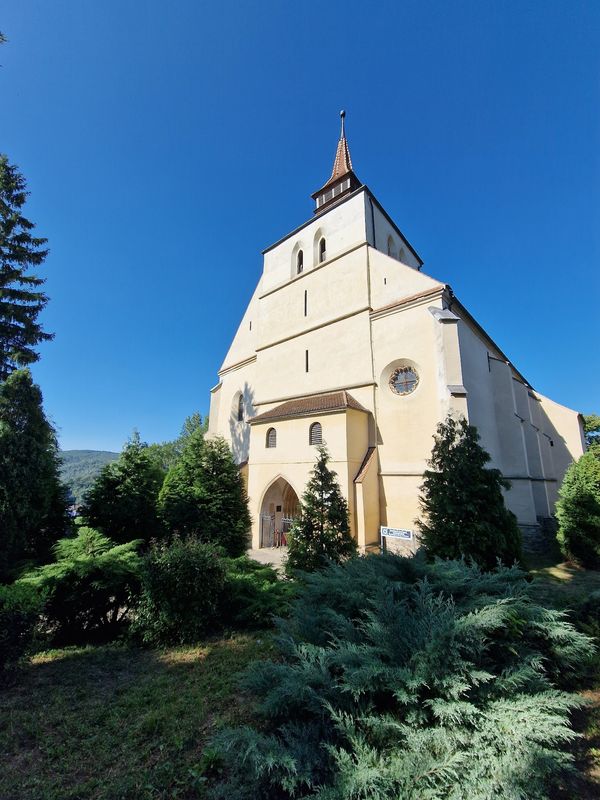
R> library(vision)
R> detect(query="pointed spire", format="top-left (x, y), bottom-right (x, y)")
top-left (311, 110), bottom-right (362, 214)
top-left (328, 110), bottom-right (353, 183)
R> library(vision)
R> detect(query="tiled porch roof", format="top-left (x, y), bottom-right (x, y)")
top-left (250, 390), bottom-right (368, 424)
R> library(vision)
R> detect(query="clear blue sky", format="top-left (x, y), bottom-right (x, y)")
top-left (2, 1), bottom-right (599, 451)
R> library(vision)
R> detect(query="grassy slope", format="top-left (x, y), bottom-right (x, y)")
top-left (0, 633), bottom-right (273, 800)
top-left (526, 548), bottom-right (600, 798)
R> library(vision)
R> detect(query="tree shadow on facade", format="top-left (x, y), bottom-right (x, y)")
top-left (229, 381), bottom-right (256, 465)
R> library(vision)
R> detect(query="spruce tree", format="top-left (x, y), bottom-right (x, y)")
top-left (0, 369), bottom-right (70, 579)
top-left (81, 432), bottom-right (165, 544)
top-left (0, 155), bottom-right (53, 380)
top-left (418, 415), bottom-right (522, 569)
top-left (556, 448), bottom-right (600, 567)
top-left (286, 444), bottom-right (357, 574)
top-left (158, 434), bottom-right (250, 557)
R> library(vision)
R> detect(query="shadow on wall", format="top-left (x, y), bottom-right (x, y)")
top-left (229, 382), bottom-right (256, 465)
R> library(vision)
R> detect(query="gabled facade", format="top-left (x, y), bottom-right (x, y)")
top-left (208, 113), bottom-right (585, 550)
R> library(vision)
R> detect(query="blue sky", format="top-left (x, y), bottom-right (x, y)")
top-left (2, 1), bottom-right (599, 451)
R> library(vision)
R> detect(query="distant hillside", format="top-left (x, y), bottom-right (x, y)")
top-left (60, 449), bottom-right (119, 504)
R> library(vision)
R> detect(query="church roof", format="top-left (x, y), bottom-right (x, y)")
top-left (311, 111), bottom-right (362, 203)
top-left (322, 111), bottom-right (353, 188)
top-left (249, 390), bottom-right (369, 424)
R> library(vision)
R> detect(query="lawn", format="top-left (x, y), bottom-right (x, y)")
top-left (0, 633), bottom-right (273, 800)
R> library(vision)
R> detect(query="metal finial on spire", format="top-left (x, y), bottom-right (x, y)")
top-left (340, 109), bottom-right (346, 138)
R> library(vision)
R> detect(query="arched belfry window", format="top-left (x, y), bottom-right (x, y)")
top-left (237, 394), bottom-right (244, 422)
top-left (319, 238), bottom-right (327, 263)
top-left (297, 250), bottom-right (303, 274)
top-left (266, 427), bottom-right (277, 448)
top-left (309, 422), bottom-right (322, 445)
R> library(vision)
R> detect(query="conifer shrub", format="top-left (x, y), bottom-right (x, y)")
top-left (419, 416), bottom-right (522, 569)
top-left (556, 449), bottom-right (600, 567)
top-left (0, 582), bottom-right (44, 679)
top-left (132, 536), bottom-right (227, 645)
top-left (19, 527), bottom-right (142, 645)
top-left (209, 553), bottom-right (593, 800)
top-left (286, 445), bottom-right (357, 575)
top-left (158, 434), bottom-right (251, 557)
top-left (81, 432), bottom-right (165, 545)
top-left (220, 556), bottom-right (295, 629)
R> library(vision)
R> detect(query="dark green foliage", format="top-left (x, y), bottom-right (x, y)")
top-left (584, 414), bottom-right (600, 450)
top-left (132, 537), bottom-right (227, 645)
top-left (418, 416), bottom-right (522, 569)
top-left (221, 556), bottom-right (295, 630)
top-left (59, 450), bottom-right (119, 505)
top-left (81, 432), bottom-right (165, 544)
top-left (0, 369), bottom-right (71, 580)
top-left (556, 449), bottom-right (600, 568)
top-left (210, 554), bottom-right (593, 800)
top-left (19, 528), bottom-right (142, 645)
top-left (146, 412), bottom-right (208, 472)
top-left (0, 582), bottom-right (44, 679)
top-left (158, 434), bottom-right (250, 557)
top-left (286, 445), bottom-right (357, 575)
top-left (0, 155), bottom-right (53, 380)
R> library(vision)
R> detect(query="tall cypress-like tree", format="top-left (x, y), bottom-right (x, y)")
top-left (556, 448), bottom-right (600, 567)
top-left (81, 432), bottom-right (165, 545)
top-left (418, 415), bottom-right (522, 569)
top-left (158, 433), bottom-right (250, 557)
top-left (0, 369), bottom-right (70, 579)
top-left (0, 155), bottom-right (53, 380)
top-left (286, 445), bottom-right (357, 574)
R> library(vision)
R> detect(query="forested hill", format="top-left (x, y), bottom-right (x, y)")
top-left (60, 450), bottom-right (119, 504)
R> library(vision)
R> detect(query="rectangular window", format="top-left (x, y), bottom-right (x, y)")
top-left (305, 349), bottom-right (309, 373)
top-left (304, 290), bottom-right (307, 316)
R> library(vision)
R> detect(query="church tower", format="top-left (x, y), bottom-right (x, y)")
top-left (208, 114), bottom-right (585, 553)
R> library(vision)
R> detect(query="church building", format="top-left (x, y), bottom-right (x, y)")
top-left (208, 112), bottom-right (585, 551)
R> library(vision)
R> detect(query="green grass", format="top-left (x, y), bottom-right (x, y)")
top-left (0, 633), bottom-right (274, 800)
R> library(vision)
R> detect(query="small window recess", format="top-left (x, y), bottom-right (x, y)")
top-left (237, 394), bottom-right (244, 422)
top-left (304, 290), bottom-right (307, 317)
top-left (266, 427), bottom-right (277, 448)
top-left (319, 238), bottom-right (326, 263)
top-left (297, 250), bottom-right (303, 275)
top-left (305, 350), bottom-right (309, 373)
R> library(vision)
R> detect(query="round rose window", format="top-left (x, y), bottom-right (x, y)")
top-left (389, 366), bottom-right (419, 395)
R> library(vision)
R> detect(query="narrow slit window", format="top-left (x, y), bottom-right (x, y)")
top-left (297, 250), bottom-right (303, 274)
top-left (309, 422), bottom-right (322, 445)
top-left (237, 394), bottom-right (244, 422)
top-left (305, 350), bottom-right (309, 372)
top-left (266, 427), bottom-right (277, 448)
top-left (304, 289), bottom-right (307, 316)
top-left (319, 237), bottom-right (326, 263)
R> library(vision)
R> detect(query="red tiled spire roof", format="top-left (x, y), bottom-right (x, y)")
top-left (325, 110), bottom-right (353, 186)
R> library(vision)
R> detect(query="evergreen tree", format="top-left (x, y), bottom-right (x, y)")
top-left (584, 413), bottom-right (600, 450)
top-left (158, 434), bottom-right (250, 557)
top-left (0, 369), bottom-right (70, 579)
top-left (556, 448), bottom-right (600, 567)
top-left (0, 155), bottom-right (53, 380)
top-left (81, 432), bottom-right (165, 544)
top-left (286, 444), bottom-right (357, 574)
top-left (418, 416), bottom-right (522, 569)
top-left (146, 411), bottom-right (208, 472)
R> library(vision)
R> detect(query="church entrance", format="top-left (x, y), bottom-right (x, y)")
top-left (259, 477), bottom-right (300, 548)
